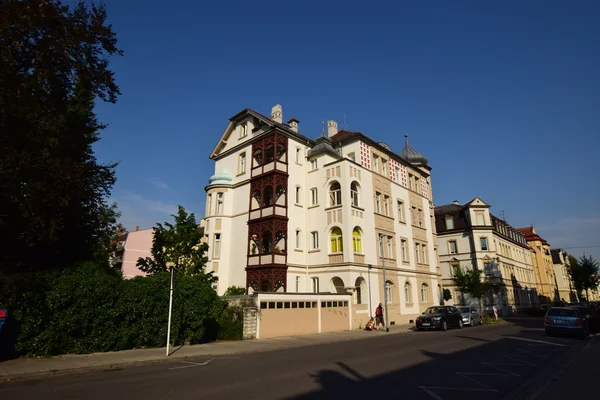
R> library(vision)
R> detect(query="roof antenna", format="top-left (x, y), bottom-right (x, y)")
top-left (501, 210), bottom-right (507, 222)
top-left (321, 120), bottom-right (325, 136)
top-left (404, 133), bottom-right (409, 147)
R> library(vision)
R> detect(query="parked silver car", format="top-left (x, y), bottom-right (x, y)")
top-left (457, 306), bottom-right (483, 327)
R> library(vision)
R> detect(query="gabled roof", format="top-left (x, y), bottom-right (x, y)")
top-left (464, 197), bottom-right (490, 208)
top-left (210, 108), bottom-right (315, 159)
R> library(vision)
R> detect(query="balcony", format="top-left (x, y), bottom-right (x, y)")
top-left (329, 253), bottom-right (344, 264)
top-left (247, 253), bottom-right (286, 267)
top-left (249, 205), bottom-right (287, 220)
top-left (353, 254), bottom-right (365, 264)
top-left (251, 161), bottom-right (287, 177)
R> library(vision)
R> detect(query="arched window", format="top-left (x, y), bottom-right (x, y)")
top-left (350, 182), bottom-right (359, 207)
top-left (216, 192), bottom-right (224, 214)
top-left (261, 280), bottom-right (271, 292)
top-left (295, 229), bottom-right (301, 249)
top-left (263, 186), bottom-right (273, 207)
top-left (253, 149), bottom-right (263, 167)
top-left (295, 186), bottom-right (302, 204)
top-left (385, 280), bottom-right (394, 304)
top-left (265, 144), bottom-right (275, 163)
top-left (277, 144), bottom-right (286, 162)
top-left (262, 232), bottom-right (272, 254)
top-left (330, 227), bottom-right (343, 253)
top-left (251, 189), bottom-right (261, 209)
top-left (354, 277), bottom-right (367, 305)
top-left (421, 284), bottom-right (428, 303)
top-left (329, 182), bottom-right (342, 206)
top-left (352, 227), bottom-right (362, 253)
top-left (404, 281), bottom-right (412, 304)
top-left (330, 276), bottom-right (345, 294)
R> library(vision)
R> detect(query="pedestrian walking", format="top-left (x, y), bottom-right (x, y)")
top-left (375, 303), bottom-right (384, 330)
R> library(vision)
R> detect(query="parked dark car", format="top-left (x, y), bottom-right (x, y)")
top-left (0, 308), bottom-right (17, 360)
top-left (416, 306), bottom-right (463, 331)
top-left (544, 307), bottom-right (589, 339)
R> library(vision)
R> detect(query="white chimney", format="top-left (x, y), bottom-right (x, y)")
top-left (288, 118), bottom-right (299, 132)
top-left (271, 104), bottom-right (282, 123)
top-left (327, 119), bottom-right (338, 137)
top-left (452, 200), bottom-right (460, 205)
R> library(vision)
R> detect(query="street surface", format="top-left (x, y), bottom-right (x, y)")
top-left (0, 320), bottom-right (586, 400)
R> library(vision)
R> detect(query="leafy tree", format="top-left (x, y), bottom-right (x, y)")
top-left (443, 288), bottom-right (452, 302)
top-left (223, 286), bottom-right (246, 296)
top-left (137, 206), bottom-right (213, 279)
top-left (568, 255), bottom-right (599, 301)
top-left (452, 266), bottom-right (488, 315)
top-left (0, 0), bottom-right (123, 272)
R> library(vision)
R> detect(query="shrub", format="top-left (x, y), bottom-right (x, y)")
top-left (0, 263), bottom-right (233, 357)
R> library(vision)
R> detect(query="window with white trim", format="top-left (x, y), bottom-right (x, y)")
top-left (311, 231), bottom-right (319, 250)
top-left (449, 240), bottom-right (458, 254)
top-left (238, 152), bottom-right (246, 174)
top-left (213, 234), bottom-right (221, 258)
top-left (310, 188), bottom-right (318, 205)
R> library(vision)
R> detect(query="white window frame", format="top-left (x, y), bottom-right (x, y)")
top-left (421, 284), bottom-right (428, 303)
top-left (310, 188), bottom-right (318, 205)
top-left (312, 277), bottom-right (320, 293)
top-left (296, 229), bottom-right (301, 249)
top-left (401, 239), bottom-right (408, 261)
top-left (382, 160), bottom-right (387, 177)
top-left (213, 234), bottom-right (221, 258)
top-left (311, 231), bottom-right (319, 250)
top-left (449, 240), bottom-right (458, 254)
top-left (295, 186), bottom-right (302, 205)
top-left (445, 215), bottom-right (454, 230)
top-left (351, 183), bottom-right (359, 207)
top-left (375, 192), bottom-right (381, 213)
top-left (296, 147), bottom-right (301, 163)
top-left (216, 192), bottom-right (224, 215)
top-left (310, 159), bottom-right (317, 170)
top-left (384, 195), bottom-right (390, 216)
top-left (329, 182), bottom-right (342, 206)
top-left (240, 123), bottom-right (247, 138)
top-left (404, 282), bottom-right (412, 304)
top-left (238, 152), bottom-right (246, 174)
top-left (397, 200), bottom-right (405, 222)
top-left (480, 237), bottom-right (488, 251)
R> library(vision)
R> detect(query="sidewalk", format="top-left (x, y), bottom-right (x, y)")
top-left (0, 323), bottom-right (413, 382)
top-left (529, 335), bottom-right (600, 399)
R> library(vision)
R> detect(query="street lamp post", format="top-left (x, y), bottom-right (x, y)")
top-left (368, 264), bottom-right (373, 319)
top-left (166, 266), bottom-right (175, 356)
top-left (379, 234), bottom-right (390, 332)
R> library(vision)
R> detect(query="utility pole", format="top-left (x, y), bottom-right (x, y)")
top-left (379, 234), bottom-right (390, 332)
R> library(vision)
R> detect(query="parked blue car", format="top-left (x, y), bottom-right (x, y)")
top-left (544, 307), bottom-right (589, 339)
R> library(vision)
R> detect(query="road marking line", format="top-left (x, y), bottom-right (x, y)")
top-left (515, 348), bottom-right (549, 357)
top-left (168, 359), bottom-right (212, 370)
top-left (457, 372), bottom-right (497, 391)
top-left (504, 336), bottom-right (566, 346)
top-left (481, 362), bottom-right (520, 376)
top-left (419, 386), bottom-right (445, 400)
top-left (420, 386), bottom-right (496, 392)
top-left (502, 355), bottom-right (535, 366)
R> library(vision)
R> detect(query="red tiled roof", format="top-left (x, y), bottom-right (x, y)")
top-left (517, 227), bottom-right (549, 245)
top-left (331, 130), bottom-right (361, 144)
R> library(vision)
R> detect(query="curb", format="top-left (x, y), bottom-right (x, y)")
top-left (0, 327), bottom-right (414, 383)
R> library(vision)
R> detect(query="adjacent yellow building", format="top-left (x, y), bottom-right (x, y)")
top-left (518, 226), bottom-right (558, 302)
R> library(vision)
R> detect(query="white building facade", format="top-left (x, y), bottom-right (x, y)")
top-left (202, 105), bottom-right (442, 326)
top-left (435, 198), bottom-right (539, 315)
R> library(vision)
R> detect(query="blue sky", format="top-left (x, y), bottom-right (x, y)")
top-left (93, 0), bottom-right (600, 261)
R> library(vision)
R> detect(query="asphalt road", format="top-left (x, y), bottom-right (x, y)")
top-left (0, 319), bottom-right (586, 400)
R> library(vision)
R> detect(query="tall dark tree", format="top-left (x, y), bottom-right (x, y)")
top-left (0, 0), bottom-right (123, 272)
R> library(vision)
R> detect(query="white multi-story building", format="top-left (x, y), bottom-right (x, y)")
top-left (202, 105), bottom-right (441, 325)
top-left (435, 198), bottom-right (539, 315)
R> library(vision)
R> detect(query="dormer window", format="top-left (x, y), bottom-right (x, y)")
top-left (445, 215), bottom-right (454, 230)
top-left (240, 123), bottom-right (247, 138)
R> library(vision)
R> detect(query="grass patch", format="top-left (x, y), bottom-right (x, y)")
top-left (483, 316), bottom-right (505, 324)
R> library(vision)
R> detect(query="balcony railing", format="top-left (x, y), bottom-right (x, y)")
top-left (251, 161), bottom-right (288, 177)
top-left (329, 253), bottom-right (344, 264)
top-left (247, 253), bottom-right (287, 266)
top-left (249, 205), bottom-right (287, 220)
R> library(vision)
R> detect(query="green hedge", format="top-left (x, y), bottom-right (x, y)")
top-left (0, 262), bottom-right (241, 357)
